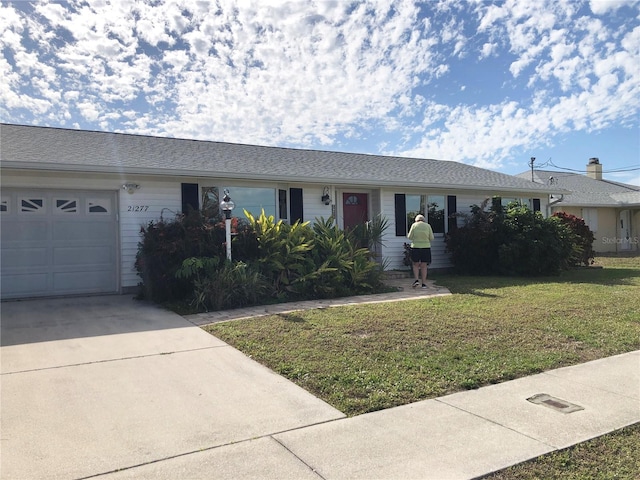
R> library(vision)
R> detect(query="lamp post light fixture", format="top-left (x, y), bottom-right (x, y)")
top-left (321, 186), bottom-right (331, 205)
top-left (220, 189), bottom-right (235, 260)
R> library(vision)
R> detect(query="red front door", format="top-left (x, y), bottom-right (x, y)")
top-left (343, 193), bottom-right (368, 230)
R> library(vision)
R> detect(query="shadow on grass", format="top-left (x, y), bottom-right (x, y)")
top-left (433, 267), bottom-right (640, 295)
top-left (279, 313), bottom-right (306, 323)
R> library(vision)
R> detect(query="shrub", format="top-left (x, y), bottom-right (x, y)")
top-left (552, 212), bottom-right (595, 266)
top-left (446, 200), bottom-right (575, 276)
top-left (305, 217), bottom-right (384, 298)
top-left (136, 209), bottom-right (387, 311)
top-left (445, 200), bottom-right (502, 275)
top-left (349, 214), bottom-right (390, 255)
top-left (497, 204), bottom-right (573, 276)
top-left (244, 210), bottom-right (316, 297)
top-left (176, 257), bottom-right (269, 311)
top-left (135, 210), bottom-right (223, 302)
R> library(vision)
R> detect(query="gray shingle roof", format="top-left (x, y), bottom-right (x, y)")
top-left (2, 123), bottom-right (562, 194)
top-left (516, 169), bottom-right (640, 206)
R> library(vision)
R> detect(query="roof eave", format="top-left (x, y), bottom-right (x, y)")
top-left (1, 162), bottom-right (567, 195)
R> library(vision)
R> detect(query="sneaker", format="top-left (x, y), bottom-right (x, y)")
top-left (412, 280), bottom-right (420, 288)
top-left (421, 284), bottom-right (428, 289)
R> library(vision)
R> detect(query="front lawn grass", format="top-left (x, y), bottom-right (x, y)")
top-left (205, 255), bottom-right (640, 416)
top-left (485, 422), bottom-right (640, 479)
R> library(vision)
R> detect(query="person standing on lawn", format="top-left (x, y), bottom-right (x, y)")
top-left (407, 214), bottom-right (434, 289)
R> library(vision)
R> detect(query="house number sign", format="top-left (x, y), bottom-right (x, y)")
top-left (127, 205), bottom-right (150, 212)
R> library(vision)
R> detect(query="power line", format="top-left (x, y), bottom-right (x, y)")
top-left (601, 166), bottom-right (640, 173)
top-left (545, 159), bottom-right (640, 174)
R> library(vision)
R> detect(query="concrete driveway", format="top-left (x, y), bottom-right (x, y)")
top-left (1, 295), bottom-right (344, 480)
top-left (3, 294), bottom-right (639, 480)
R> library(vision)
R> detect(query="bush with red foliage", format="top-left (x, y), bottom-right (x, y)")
top-left (552, 212), bottom-right (595, 266)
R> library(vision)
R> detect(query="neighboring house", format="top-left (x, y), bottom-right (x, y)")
top-left (1, 123), bottom-right (563, 300)
top-left (516, 158), bottom-right (640, 254)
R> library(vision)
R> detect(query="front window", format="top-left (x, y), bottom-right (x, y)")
top-left (427, 195), bottom-right (445, 234)
top-left (405, 194), bottom-right (445, 234)
top-left (406, 194), bottom-right (425, 233)
top-left (202, 186), bottom-right (277, 220)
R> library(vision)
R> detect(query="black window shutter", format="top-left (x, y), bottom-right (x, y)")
top-left (533, 198), bottom-right (541, 212)
top-left (290, 188), bottom-right (303, 224)
top-left (447, 195), bottom-right (457, 231)
top-left (278, 189), bottom-right (288, 219)
top-left (395, 194), bottom-right (406, 236)
top-left (181, 183), bottom-right (199, 214)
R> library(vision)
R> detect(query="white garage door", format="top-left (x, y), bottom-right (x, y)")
top-left (1, 189), bottom-right (118, 300)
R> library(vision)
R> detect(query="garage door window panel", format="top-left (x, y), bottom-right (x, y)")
top-left (54, 198), bottom-right (79, 214)
top-left (87, 198), bottom-right (111, 214)
top-left (20, 197), bottom-right (45, 214)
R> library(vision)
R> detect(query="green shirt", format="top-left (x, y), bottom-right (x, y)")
top-left (408, 221), bottom-right (434, 248)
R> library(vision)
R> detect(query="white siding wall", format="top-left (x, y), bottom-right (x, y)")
top-left (370, 189), bottom-right (382, 218)
top-left (119, 180), bottom-right (182, 288)
top-left (302, 185), bottom-right (334, 223)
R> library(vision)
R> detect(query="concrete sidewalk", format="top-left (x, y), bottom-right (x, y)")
top-left (1, 292), bottom-right (638, 480)
top-left (99, 351), bottom-right (640, 480)
top-left (184, 277), bottom-right (452, 325)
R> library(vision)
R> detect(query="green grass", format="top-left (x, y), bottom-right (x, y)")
top-left (204, 255), bottom-right (640, 477)
top-left (205, 255), bottom-right (639, 416)
top-left (484, 422), bottom-right (640, 480)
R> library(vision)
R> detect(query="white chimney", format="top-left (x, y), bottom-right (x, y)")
top-left (586, 157), bottom-right (602, 180)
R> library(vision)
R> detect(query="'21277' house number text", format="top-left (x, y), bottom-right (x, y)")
top-left (127, 205), bottom-right (150, 212)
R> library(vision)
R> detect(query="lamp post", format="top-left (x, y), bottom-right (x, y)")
top-left (220, 189), bottom-right (235, 261)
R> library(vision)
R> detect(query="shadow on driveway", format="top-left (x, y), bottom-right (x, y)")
top-left (1, 294), bottom-right (186, 347)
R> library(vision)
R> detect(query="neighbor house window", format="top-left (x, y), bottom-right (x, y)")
top-left (581, 208), bottom-right (598, 232)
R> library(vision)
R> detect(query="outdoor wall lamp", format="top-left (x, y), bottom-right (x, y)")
top-left (220, 189), bottom-right (235, 260)
top-left (121, 183), bottom-right (140, 194)
top-left (321, 186), bottom-right (331, 205)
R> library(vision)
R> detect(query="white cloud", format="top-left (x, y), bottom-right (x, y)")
top-left (77, 100), bottom-right (100, 122)
top-left (479, 42), bottom-right (496, 59)
top-left (0, 0), bottom-right (637, 174)
top-left (589, 0), bottom-right (638, 15)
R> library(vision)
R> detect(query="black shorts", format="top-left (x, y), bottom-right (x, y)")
top-left (411, 247), bottom-right (431, 264)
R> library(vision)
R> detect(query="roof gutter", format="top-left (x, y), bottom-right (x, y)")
top-left (1, 162), bottom-right (567, 195)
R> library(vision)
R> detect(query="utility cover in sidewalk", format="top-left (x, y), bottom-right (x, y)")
top-left (527, 394), bottom-right (584, 414)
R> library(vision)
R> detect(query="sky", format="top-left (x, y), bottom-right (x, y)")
top-left (1, 0), bottom-right (639, 186)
